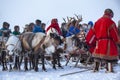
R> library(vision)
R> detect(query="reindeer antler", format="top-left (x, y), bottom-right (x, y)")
top-left (62, 18), bottom-right (66, 23)
top-left (74, 14), bottom-right (82, 20)
top-left (74, 14), bottom-right (79, 20)
top-left (67, 16), bottom-right (69, 21)
top-left (66, 16), bottom-right (73, 22)
top-left (74, 14), bottom-right (83, 27)
top-left (66, 16), bottom-right (73, 29)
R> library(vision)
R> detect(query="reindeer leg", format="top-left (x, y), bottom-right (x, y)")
top-left (0, 56), bottom-right (1, 65)
top-left (29, 53), bottom-right (35, 70)
top-left (24, 57), bottom-right (28, 71)
top-left (1, 57), bottom-right (5, 71)
top-left (57, 53), bottom-right (63, 69)
top-left (5, 59), bottom-right (8, 71)
top-left (17, 56), bottom-right (21, 71)
top-left (1, 50), bottom-right (7, 71)
top-left (2, 60), bottom-right (6, 71)
top-left (31, 54), bottom-right (34, 69)
top-left (16, 56), bottom-right (21, 70)
top-left (13, 56), bottom-right (18, 70)
top-left (9, 56), bottom-right (13, 71)
top-left (28, 54), bottom-right (32, 70)
top-left (41, 54), bottom-right (46, 71)
top-left (34, 54), bottom-right (39, 72)
top-left (52, 53), bottom-right (57, 70)
top-left (31, 55), bottom-right (34, 70)
top-left (18, 53), bottom-right (23, 71)
top-left (19, 54), bottom-right (23, 66)
top-left (9, 64), bottom-right (12, 72)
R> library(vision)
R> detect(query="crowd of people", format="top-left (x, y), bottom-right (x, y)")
top-left (0, 8), bottom-right (120, 73)
top-left (0, 16), bottom-right (93, 38)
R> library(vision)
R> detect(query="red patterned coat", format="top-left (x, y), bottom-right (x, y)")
top-left (86, 16), bottom-right (119, 60)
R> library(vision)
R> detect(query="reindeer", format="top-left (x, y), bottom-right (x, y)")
top-left (62, 15), bottom-right (93, 67)
top-left (45, 27), bottom-right (64, 69)
top-left (1, 34), bottom-right (22, 71)
top-left (20, 31), bottom-right (63, 71)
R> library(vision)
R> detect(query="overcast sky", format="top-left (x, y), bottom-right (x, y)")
top-left (0, 0), bottom-right (120, 32)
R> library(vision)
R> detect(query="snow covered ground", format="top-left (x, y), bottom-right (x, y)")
top-left (0, 60), bottom-right (120, 80)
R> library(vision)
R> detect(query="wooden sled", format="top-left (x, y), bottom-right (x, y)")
top-left (65, 49), bottom-right (92, 67)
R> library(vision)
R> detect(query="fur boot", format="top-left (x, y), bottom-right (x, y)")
top-left (105, 62), bottom-right (114, 73)
top-left (93, 62), bottom-right (100, 72)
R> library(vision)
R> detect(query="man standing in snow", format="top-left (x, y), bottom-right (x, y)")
top-left (86, 8), bottom-right (120, 72)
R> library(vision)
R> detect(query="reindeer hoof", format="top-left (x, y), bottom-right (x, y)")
top-left (58, 64), bottom-right (62, 67)
top-left (34, 67), bottom-right (38, 72)
top-left (42, 69), bottom-right (47, 72)
top-left (92, 70), bottom-right (99, 73)
top-left (2, 68), bottom-right (6, 71)
top-left (13, 67), bottom-right (18, 70)
top-left (9, 69), bottom-right (12, 72)
top-left (59, 66), bottom-right (63, 69)
top-left (42, 68), bottom-right (46, 71)
top-left (24, 68), bottom-right (28, 71)
top-left (53, 66), bottom-right (56, 70)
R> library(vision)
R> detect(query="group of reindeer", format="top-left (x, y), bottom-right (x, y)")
top-left (0, 31), bottom-right (64, 71)
top-left (0, 16), bottom-right (92, 72)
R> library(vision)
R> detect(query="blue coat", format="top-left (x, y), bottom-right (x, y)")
top-left (66, 26), bottom-right (80, 37)
top-left (33, 25), bottom-right (44, 33)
